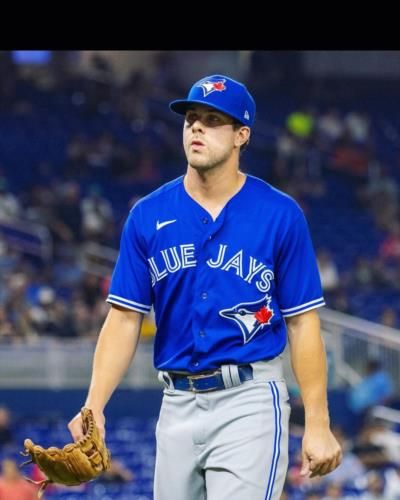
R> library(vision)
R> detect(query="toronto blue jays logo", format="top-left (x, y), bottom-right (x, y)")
top-left (197, 79), bottom-right (227, 97)
top-left (219, 294), bottom-right (274, 344)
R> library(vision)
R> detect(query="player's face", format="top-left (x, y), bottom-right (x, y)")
top-left (183, 105), bottom-right (243, 171)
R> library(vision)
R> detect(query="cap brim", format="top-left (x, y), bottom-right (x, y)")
top-left (169, 99), bottom-right (193, 115)
top-left (169, 99), bottom-right (245, 125)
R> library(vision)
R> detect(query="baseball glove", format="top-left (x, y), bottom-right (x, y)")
top-left (20, 407), bottom-right (111, 498)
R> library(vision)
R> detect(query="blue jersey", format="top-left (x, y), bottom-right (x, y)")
top-left (107, 175), bottom-right (325, 372)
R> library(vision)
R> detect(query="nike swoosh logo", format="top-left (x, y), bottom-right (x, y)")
top-left (156, 219), bottom-right (177, 230)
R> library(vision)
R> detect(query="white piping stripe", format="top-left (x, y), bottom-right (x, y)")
top-left (280, 297), bottom-right (325, 313)
top-left (265, 383), bottom-right (277, 500)
top-left (265, 382), bottom-right (282, 500)
top-left (107, 294), bottom-right (151, 311)
top-left (265, 382), bottom-right (280, 499)
top-left (272, 383), bottom-right (282, 499)
top-left (106, 298), bottom-right (150, 314)
top-left (282, 301), bottom-right (326, 318)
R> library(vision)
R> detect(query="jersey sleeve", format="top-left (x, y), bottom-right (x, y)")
top-left (106, 205), bottom-right (153, 314)
top-left (276, 212), bottom-right (325, 317)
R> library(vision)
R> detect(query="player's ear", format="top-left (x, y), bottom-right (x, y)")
top-left (235, 126), bottom-right (250, 149)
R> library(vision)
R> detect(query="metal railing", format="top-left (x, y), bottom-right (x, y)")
top-left (1, 309), bottom-right (399, 391)
top-left (319, 308), bottom-right (400, 392)
top-left (279, 308), bottom-right (400, 393)
top-left (0, 217), bottom-right (52, 261)
top-left (81, 241), bottom-right (118, 277)
top-left (0, 337), bottom-right (158, 389)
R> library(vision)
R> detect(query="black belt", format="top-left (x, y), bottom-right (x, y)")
top-left (167, 365), bottom-right (253, 393)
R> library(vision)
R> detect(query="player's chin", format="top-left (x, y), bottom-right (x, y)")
top-left (188, 158), bottom-right (212, 171)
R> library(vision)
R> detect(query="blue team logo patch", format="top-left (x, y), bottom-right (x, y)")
top-left (219, 294), bottom-right (274, 344)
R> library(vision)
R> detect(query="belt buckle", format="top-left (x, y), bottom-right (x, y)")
top-left (187, 370), bottom-right (221, 392)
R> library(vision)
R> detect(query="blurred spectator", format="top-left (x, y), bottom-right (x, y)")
top-left (117, 69), bottom-right (151, 122)
top-left (360, 162), bottom-right (398, 214)
top-left (51, 181), bottom-right (82, 244)
top-left (321, 483), bottom-right (351, 499)
top-left (348, 359), bottom-right (395, 416)
top-left (27, 286), bottom-right (71, 337)
top-left (0, 458), bottom-right (38, 499)
top-left (383, 464), bottom-right (400, 499)
top-left (328, 288), bottom-right (352, 315)
top-left (286, 108), bottom-right (315, 142)
top-left (64, 133), bottom-right (90, 179)
top-left (317, 249), bottom-right (340, 293)
top-left (0, 177), bottom-right (21, 220)
top-left (289, 164), bottom-right (325, 201)
top-left (30, 463), bottom-right (58, 496)
top-left (52, 245), bottom-right (83, 289)
top-left (110, 143), bottom-right (137, 180)
top-left (90, 298), bottom-right (111, 335)
top-left (379, 222), bottom-right (400, 264)
top-left (30, 462), bottom-right (84, 495)
top-left (279, 488), bottom-right (289, 500)
top-left (70, 298), bottom-right (96, 338)
top-left (79, 273), bottom-right (103, 308)
top-left (366, 418), bottom-right (400, 464)
top-left (24, 184), bottom-right (56, 226)
top-left (81, 184), bottom-right (113, 244)
top-left (344, 111), bottom-right (371, 145)
top-left (0, 407), bottom-right (13, 448)
top-left (380, 307), bottom-right (398, 329)
top-left (0, 240), bottom-right (21, 281)
top-left (325, 426), bottom-right (365, 485)
top-left (330, 134), bottom-right (370, 177)
top-left (0, 320), bottom-right (19, 344)
top-left (350, 257), bottom-right (379, 289)
top-left (275, 130), bottom-right (305, 171)
top-left (87, 133), bottom-right (116, 174)
top-left (99, 458), bottom-right (134, 483)
top-left (288, 387), bottom-right (305, 435)
top-left (305, 493), bottom-right (323, 500)
top-left (359, 470), bottom-right (385, 499)
top-left (4, 269), bottom-right (26, 296)
top-left (352, 424), bottom-right (390, 470)
top-left (316, 109), bottom-right (344, 149)
top-left (286, 448), bottom-right (309, 492)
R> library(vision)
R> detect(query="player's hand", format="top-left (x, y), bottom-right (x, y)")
top-left (300, 426), bottom-right (342, 478)
top-left (68, 408), bottom-right (106, 442)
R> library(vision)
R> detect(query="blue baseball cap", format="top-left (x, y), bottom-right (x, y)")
top-left (169, 74), bottom-right (256, 128)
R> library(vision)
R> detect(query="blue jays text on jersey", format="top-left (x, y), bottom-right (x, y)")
top-left (148, 243), bottom-right (275, 292)
top-left (107, 175), bottom-right (325, 372)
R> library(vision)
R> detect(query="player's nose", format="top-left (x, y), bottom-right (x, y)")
top-left (191, 118), bottom-right (205, 132)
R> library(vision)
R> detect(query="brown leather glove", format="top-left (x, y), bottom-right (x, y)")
top-left (21, 407), bottom-right (111, 498)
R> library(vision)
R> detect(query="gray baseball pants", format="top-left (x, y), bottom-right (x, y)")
top-left (154, 357), bottom-right (290, 500)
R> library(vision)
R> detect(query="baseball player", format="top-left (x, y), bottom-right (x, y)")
top-left (68, 74), bottom-right (342, 499)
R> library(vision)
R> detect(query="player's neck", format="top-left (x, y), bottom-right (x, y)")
top-left (184, 166), bottom-right (245, 203)
top-left (184, 167), bottom-right (246, 221)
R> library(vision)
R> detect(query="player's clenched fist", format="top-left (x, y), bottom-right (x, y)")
top-left (300, 427), bottom-right (342, 478)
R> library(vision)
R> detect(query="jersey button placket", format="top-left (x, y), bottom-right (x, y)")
top-left (192, 215), bottom-right (213, 369)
